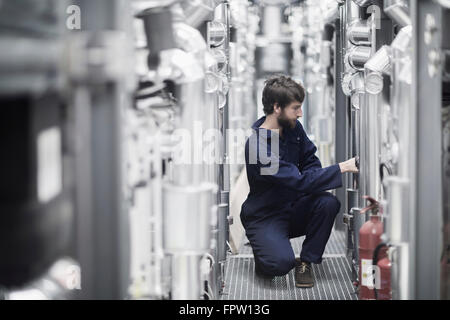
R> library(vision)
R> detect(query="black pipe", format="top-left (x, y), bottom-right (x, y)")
top-left (380, 162), bottom-right (393, 183)
top-left (136, 6), bottom-right (176, 69)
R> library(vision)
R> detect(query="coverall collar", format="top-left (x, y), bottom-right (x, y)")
top-left (251, 116), bottom-right (298, 142)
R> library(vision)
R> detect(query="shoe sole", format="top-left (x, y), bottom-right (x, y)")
top-left (295, 283), bottom-right (314, 288)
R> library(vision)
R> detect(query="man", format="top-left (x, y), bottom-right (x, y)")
top-left (240, 75), bottom-right (358, 288)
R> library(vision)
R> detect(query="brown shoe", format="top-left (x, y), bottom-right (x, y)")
top-left (295, 259), bottom-right (314, 288)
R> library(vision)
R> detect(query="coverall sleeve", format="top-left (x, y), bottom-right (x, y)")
top-left (299, 126), bottom-right (322, 172)
top-left (259, 159), bottom-right (342, 194)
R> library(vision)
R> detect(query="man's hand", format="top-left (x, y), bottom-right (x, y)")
top-left (339, 157), bottom-right (359, 173)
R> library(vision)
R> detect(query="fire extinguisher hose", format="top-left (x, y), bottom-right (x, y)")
top-left (372, 242), bottom-right (388, 300)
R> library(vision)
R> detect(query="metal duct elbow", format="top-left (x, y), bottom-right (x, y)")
top-left (364, 45), bottom-right (392, 94)
top-left (348, 20), bottom-right (371, 46)
top-left (324, 3), bottom-right (339, 25)
top-left (365, 45), bottom-right (392, 74)
top-left (342, 72), bottom-right (364, 97)
top-left (350, 72), bottom-right (365, 107)
top-left (180, 0), bottom-right (222, 28)
top-left (434, 0), bottom-right (450, 9)
top-left (352, 0), bottom-right (375, 7)
top-left (384, 0), bottom-right (411, 27)
top-left (346, 0), bottom-right (361, 23)
top-left (391, 25), bottom-right (412, 53)
top-left (346, 46), bottom-right (372, 71)
top-left (173, 22), bottom-right (208, 57)
top-left (136, 7), bottom-right (176, 55)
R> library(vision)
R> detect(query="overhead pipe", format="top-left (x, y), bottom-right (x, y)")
top-left (352, 0), bottom-right (375, 6)
top-left (384, 0), bottom-right (411, 27)
top-left (181, 0), bottom-right (223, 28)
top-left (324, 1), bottom-right (340, 25)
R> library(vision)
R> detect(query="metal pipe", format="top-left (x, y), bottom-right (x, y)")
top-left (173, 79), bottom-right (207, 186)
top-left (324, 2), bottom-right (339, 25)
top-left (365, 45), bottom-right (391, 74)
top-left (262, 5), bottom-right (283, 38)
top-left (384, 0), bottom-right (411, 27)
top-left (347, 46), bottom-right (372, 71)
top-left (348, 20), bottom-right (372, 46)
top-left (171, 255), bottom-right (201, 300)
top-left (347, 0), bottom-right (363, 24)
top-left (352, 0), bottom-right (374, 6)
top-left (181, 0), bottom-right (222, 28)
top-left (136, 6), bottom-right (176, 56)
top-left (163, 183), bottom-right (215, 253)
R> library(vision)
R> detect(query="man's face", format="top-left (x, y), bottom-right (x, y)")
top-left (276, 101), bottom-right (303, 129)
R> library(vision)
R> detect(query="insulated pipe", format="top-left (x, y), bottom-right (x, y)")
top-left (385, 26), bottom-right (412, 300)
top-left (349, 72), bottom-right (364, 192)
top-left (172, 79), bottom-right (207, 186)
top-left (352, 0), bottom-right (375, 6)
top-left (262, 5), bottom-right (283, 38)
top-left (343, 1), bottom-right (367, 211)
top-left (359, 92), bottom-right (369, 204)
top-left (365, 45), bottom-right (391, 74)
top-left (171, 255), bottom-right (201, 299)
top-left (347, 0), bottom-right (363, 25)
top-left (352, 105), bottom-right (361, 189)
top-left (324, 3), bottom-right (339, 25)
top-left (391, 25), bottom-right (413, 53)
top-left (217, 0), bottom-right (231, 265)
top-left (347, 45), bottom-right (372, 70)
top-left (363, 93), bottom-right (382, 203)
top-left (136, 7), bottom-right (176, 56)
top-left (348, 20), bottom-right (372, 46)
top-left (384, 0), bottom-right (411, 27)
top-left (181, 0), bottom-right (222, 28)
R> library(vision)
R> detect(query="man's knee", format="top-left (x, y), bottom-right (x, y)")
top-left (319, 194), bottom-right (341, 215)
top-left (258, 254), bottom-right (295, 277)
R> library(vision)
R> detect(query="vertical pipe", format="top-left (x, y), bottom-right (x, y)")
top-left (412, 0), bottom-right (442, 299)
top-left (73, 0), bottom-right (134, 299)
top-left (262, 6), bottom-right (282, 38)
top-left (171, 255), bottom-right (201, 300)
top-left (334, 4), bottom-right (348, 229)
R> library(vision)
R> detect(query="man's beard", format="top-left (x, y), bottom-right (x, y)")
top-left (277, 113), bottom-right (297, 129)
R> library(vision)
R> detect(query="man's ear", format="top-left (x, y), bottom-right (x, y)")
top-left (274, 103), bottom-right (280, 114)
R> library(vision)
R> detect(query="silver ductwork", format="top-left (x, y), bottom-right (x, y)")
top-left (352, 0), bottom-right (374, 6)
top-left (347, 46), bottom-right (372, 70)
top-left (384, 0), bottom-right (411, 27)
top-left (163, 183), bottom-right (216, 253)
top-left (181, 0), bottom-right (222, 28)
top-left (348, 20), bottom-right (372, 46)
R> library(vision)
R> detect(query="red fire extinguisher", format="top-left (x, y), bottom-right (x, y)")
top-left (358, 196), bottom-right (391, 300)
top-left (374, 244), bottom-right (391, 300)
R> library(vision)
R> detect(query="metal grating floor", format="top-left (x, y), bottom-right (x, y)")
top-left (221, 229), bottom-right (358, 300)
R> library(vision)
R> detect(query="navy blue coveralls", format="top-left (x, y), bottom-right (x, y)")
top-left (240, 116), bottom-right (343, 276)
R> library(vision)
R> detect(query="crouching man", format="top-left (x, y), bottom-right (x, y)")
top-left (240, 75), bottom-right (358, 288)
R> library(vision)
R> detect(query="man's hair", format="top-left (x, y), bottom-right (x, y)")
top-left (262, 75), bottom-right (305, 115)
